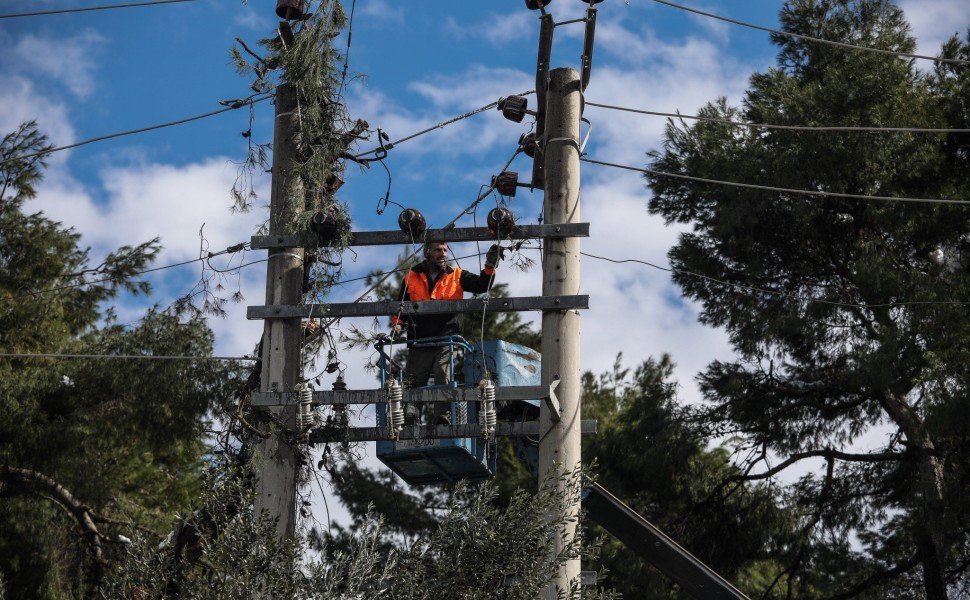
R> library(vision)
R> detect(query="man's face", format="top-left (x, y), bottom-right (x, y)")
top-left (427, 243), bottom-right (449, 268)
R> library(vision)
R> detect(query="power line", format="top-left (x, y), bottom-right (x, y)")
top-left (585, 101), bottom-right (970, 134)
top-left (581, 251), bottom-right (970, 310)
top-left (0, 0), bottom-right (193, 19)
top-left (353, 92), bottom-right (535, 160)
top-left (0, 95), bottom-right (272, 167)
top-left (0, 352), bottom-right (256, 361)
top-left (581, 157), bottom-right (970, 206)
top-left (339, 146), bottom-right (522, 311)
top-left (650, 0), bottom-right (970, 66)
top-left (15, 242), bottom-right (250, 297)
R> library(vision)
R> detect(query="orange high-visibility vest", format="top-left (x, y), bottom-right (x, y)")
top-left (391, 262), bottom-right (495, 337)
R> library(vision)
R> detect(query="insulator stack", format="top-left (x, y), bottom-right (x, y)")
top-left (386, 379), bottom-right (404, 439)
top-left (479, 379), bottom-right (497, 439)
top-left (297, 384), bottom-right (313, 435)
top-left (332, 376), bottom-right (348, 428)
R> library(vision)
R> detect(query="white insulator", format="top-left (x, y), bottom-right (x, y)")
top-left (297, 384), bottom-right (313, 433)
top-left (333, 404), bottom-right (348, 429)
top-left (479, 379), bottom-right (496, 439)
top-left (386, 379), bottom-right (404, 438)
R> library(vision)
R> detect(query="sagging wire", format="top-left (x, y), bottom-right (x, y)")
top-left (338, 0), bottom-right (357, 98)
top-left (324, 143), bottom-right (527, 330)
top-left (15, 240), bottom-right (251, 298)
top-left (585, 100), bottom-right (970, 134)
top-left (582, 157), bottom-right (970, 206)
top-left (1, 94), bottom-right (273, 167)
top-left (373, 130), bottom-right (403, 216)
top-left (352, 91), bottom-right (536, 161)
top-left (650, 0), bottom-right (970, 67)
top-left (323, 139), bottom-right (528, 388)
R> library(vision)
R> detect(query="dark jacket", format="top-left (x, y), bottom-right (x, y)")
top-left (390, 261), bottom-right (495, 338)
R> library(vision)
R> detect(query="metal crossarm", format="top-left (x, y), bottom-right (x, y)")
top-left (250, 223), bottom-right (590, 249)
top-left (252, 385), bottom-right (547, 407)
top-left (309, 419), bottom-right (598, 443)
top-left (247, 295), bottom-right (589, 320)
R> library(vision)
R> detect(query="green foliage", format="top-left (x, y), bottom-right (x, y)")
top-left (583, 355), bottom-right (796, 599)
top-left (0, 122), bottom-right (240, 599)
top-left (108, 465), bottom-right (616, 599)
top-left (230, 0), bottom-right (359, 233)
top-left (0, 121), bottom-right (52, 211)
top-left (646, 1), bottom-right (970, 597)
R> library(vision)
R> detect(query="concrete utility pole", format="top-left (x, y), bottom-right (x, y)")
top-left (539, 67), bottom-right (583, 599)
top-left (254, 81), bottom-right (304, 541)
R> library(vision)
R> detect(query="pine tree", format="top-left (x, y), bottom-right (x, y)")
top-left (583, 355), bottom-right (797, 598)
top-left (647, 1), bottom-right (970, 597)
top-left (0, 123), bottom-right (239, 598)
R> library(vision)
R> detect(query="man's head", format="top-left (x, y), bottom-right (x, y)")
top-left (424, 242), bottom-right (449, 269)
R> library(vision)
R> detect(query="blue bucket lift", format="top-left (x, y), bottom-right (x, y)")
top-left (374, 336), bottom-right (542, 486)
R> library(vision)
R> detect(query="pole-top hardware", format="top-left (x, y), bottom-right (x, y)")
top-left (519, 132), bottom-right (541, 158)
top-left (487, 207), bottom-right (516, 237)
top-left (525, 0), bottom-right (552, 10)
top-left (309, 210), bottom-right (340, 245)
top-left (498, 96), bottom-right (537, 123)
top-left (276, 0), bottom-right (308, 21)
top-left (398, 208), bottom-right (427, 237)
top-left (492, 171), bottom-right (535, 197)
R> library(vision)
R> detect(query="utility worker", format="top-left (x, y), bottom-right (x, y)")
top-left (390, 241), bottom-right (501, 424)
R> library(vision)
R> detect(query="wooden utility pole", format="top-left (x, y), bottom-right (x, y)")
top-left (253, 81), bottom-right (303, 541)
top-left (539, 67), bottom-right (582, 599)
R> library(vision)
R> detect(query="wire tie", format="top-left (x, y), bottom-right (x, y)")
top-left (546, 136), bottom-right (582, 153)
top-left (270, 252), bottom-right (304, 262)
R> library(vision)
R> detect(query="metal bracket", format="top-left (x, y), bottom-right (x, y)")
top-left (247, 294), bottom-right (589, 320)
top-left (545, 378), bottom-right (562, 422)
top-left (252, 385), bottom-right (548, 407)
top-left (309, 419), bottom-right (598, 443)
top-left (251, 223), bottom-right (589, 249)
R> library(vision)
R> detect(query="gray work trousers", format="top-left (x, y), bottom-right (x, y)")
top-left (403, 345), bottom-right (453, 422)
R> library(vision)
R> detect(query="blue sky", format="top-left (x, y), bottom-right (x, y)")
top-left (4, 0), bottom-right (970, 519)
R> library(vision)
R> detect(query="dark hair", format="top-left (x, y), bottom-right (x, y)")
top-left (424, 241), bottom-right (447, 259)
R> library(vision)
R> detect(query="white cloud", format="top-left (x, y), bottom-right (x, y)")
top-left (0, 77), bottom-right (74, 169)
top-left (32, 156), bottom-right (267, 335)
top-left (356, 0), bottom-right (405, 24)
top-left (900, 0), bottom-right (970, 58)
top-left (408, 64), bottom-right (532, 109)
top-left (443, 11), bottom-right (534, 46)
top-left (233, 4), bottom-right (272, 31)
top-left (12, 30), bottom-right (105, 99)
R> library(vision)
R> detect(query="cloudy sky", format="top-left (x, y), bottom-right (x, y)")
top-left (4, 0), bottom-right (969, 524)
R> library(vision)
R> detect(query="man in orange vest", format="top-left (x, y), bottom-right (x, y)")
top-left (390, 241), bottom-right (501, 424)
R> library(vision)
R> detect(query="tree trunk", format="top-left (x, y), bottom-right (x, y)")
top-left (879, 392), bottom-right (948, 600)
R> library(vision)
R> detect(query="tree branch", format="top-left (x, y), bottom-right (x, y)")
top-left (730, 448), bottom-right (912, 482)
top-left (0, 465), bottom-right (106, 577)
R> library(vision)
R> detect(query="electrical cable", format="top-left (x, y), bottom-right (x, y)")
top-left (0, 352), bottom-right (257, 361)
top-left (580, 157), bottom-right (970, 206)
top-left (353, 91), bottom-right (535, 160)
top-left (585, 101), bottom-right (970, 134)
top-left (334, 146), bottom-right (524, 319)
top-left (0, 94), bottom-right (273, 167)
top-left (649, 0), bottom-right (970, 66)
top-left (338, 0), bottom-right (357, 97)
top-left (14, 242), bottom-right (250, 297)
top-left (0, 0), bottom-right (193, 19)
top-left (580, 251), bottom-right (970, 309)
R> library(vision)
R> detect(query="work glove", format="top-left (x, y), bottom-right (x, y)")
top-left (302, 320), bottom-right (320, 338)
top-left (391, 323), bottom-right (404, 341)
top-left (485, 244), bottom-right (503, 269)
